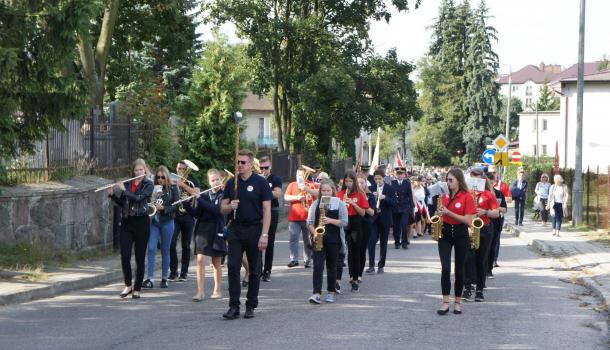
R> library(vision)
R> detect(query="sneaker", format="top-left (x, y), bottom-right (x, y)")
top-left (168, 272), bottom-right (178, 282)
top-left (462, 289), bottom-right (473, 302)
top-left (350, 281), bottom-right (359, 292)
top-left (494, 262), bottom-right (499, 268)
top-left (377, 267), bottom-right (384, 274)
top-left (304, 260), bottom-right (312, 268)
top-left (325, 293), bottom-right (336, 303)
top-left (488, 271), bottom-right (495, 279)
top-left (160, 279), bottom-right (168, 288)
top-left (475, 291), bottom-right (484, 302)
top-left (287, 261), bottom-right (299, 268)
top-left (178, 273), bottom-right (187, 282)
top-left (309, 294), bottom-right (322, 304)
top-left (262, 272), bottom-right (271, 282)
top-left (365, 267), bottom-right (375, 274)
top-left (335, 282), bottom-right (341, 294)
top-left (142, 279), bottom-right (153, 289)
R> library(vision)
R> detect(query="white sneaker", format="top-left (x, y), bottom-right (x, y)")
top-left (309, 294), bottom-right (322, 304)
top-left (324, 293), bottom-right (336, 303)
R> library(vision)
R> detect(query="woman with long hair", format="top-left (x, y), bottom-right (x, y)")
top-left (337, 171), bottom-right (369, 292)
top-left (535, 174), bottom-right (551, 225)
top-left (108, 158), bottom-right (154, 299)
top-left (435, 168), bottom-right (477, 315)
top-left (547, 174), bottom-right (569, 237)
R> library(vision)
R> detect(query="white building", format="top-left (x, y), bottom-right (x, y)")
top-left (518, 70), bottom-right (610, 173)
top-left (241, 93), bottom-right (277, 150)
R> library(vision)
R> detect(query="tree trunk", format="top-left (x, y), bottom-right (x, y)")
top-left (273, 70), bottom-right (284, 152)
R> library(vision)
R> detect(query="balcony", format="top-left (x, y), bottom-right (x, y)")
top-left (257, 135), bottom-right (277, 146)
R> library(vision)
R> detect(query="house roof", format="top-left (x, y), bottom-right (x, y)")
top-left (241, 93), bottom-right (273, 112)
top-left (497, 62), bottom-right (601, 85)
top-left (561, 69), bottom-right (610, 83)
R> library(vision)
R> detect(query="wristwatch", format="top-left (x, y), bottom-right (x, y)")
top-left (262, 233), bottom-right (269, 238)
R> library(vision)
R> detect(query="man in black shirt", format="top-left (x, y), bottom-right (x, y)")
top-left (259, 156), bottom-right (283, 282)
top-left (221, 150), bottom-right (273, 319)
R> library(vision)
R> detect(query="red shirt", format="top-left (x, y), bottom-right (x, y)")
top-left (286, 181), bottom-right (317, 221)
top-left (495, 180), bottom-right (511, 199)
top-left (475, 190), bottom-right (499, 225)
top-left (442, 191), bottom-right (477, 225)
top-left (337, 190), bottom-right (369, 216)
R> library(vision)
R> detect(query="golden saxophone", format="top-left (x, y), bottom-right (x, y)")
top-left (430, 196), bottom-right (443, 241)
top-left (313, 203), bottom-right (327, 252)
top-left (343, 190), bottom-right (350, 210)
top-left (470, 190), bottom-right (484, 250)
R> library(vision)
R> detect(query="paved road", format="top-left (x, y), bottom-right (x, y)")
top-left (0, 230), bottom-right (608, 350)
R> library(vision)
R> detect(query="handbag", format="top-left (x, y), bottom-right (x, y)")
top-left (212, 227), bottom-right (228, 253)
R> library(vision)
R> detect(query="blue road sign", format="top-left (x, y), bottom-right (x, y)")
top-left (482, 149), bottom-right (496, 165)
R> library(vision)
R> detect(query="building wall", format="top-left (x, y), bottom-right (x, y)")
top-left (242, 110), bottom-right (275, 147)
top-left (518, 111), bottom-right (563, 159)
top-left (500, 80), bottom-right (542, 111)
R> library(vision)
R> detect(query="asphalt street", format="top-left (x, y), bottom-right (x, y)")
top-left (0, 230), bottom-right (608, 350)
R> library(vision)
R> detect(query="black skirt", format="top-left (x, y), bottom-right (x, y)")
top-left (195, 221), bottom-right (226, 257)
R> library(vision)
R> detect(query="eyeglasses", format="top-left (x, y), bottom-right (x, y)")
top-left (260, 166), bottom-right (270, 170)
top-left (238, 160), bottom-right (249, 165)
top-left (157, 175), bottom-right (166, 180)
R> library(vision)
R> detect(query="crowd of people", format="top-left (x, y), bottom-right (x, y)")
top-left (106, 153), bottom-right (569, 318)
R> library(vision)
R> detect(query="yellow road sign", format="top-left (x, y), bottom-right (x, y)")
top-left (493, 134), bottom-right (509, 151)
top-left (494, 152), bottom-right (509, 166)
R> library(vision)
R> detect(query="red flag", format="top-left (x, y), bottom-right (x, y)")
top-left (395, 151), bottom-right (404, 168)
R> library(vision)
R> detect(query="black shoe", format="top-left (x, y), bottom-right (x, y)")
top-left (160, 279), bottom-right (168, 288)
top-left (142, 279), bottom-right (153, 289)
top-left (437, 303), bottom-right (450, 315)
top-left (178, 273), bottom-right (187, 282)
top-left (394, 244), bottom-right (401, 249)
top-left (377, 267), bottom-right (384, 274)
top-left (304, 260), bottom-right (312, 268)
top-left (335, 282), bottom-right (342, 294)
top-left (350, 281), bottom-right (359, 292)
top-left (168, 272), bottom-right (178, 282)
top-left (462, 289), bottom-right (473, 302)
top-left (402, 244), bottom-right (409, 249)
top-left (475, 291), bottom-right (484, 302)
top-left (132, 291), bottom-right (141, 299)
top-left (453, 302), bottom-right (462, 315)
top-left (287, 261), bottom-right (299, 268)
top-left (242, 279), bottom-right (249, 287)
top-left (119, 286), bottom-right (133, 298)
top-left (222, 307), bottom-right (240, 320)
top-left (262, 272), bottom-right (271, 282)
top-left (244, 307), bottom-right (255, 319)
top-left (365, 267), bottom-right (375, 274)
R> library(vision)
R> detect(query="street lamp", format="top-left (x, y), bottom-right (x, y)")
top-left (499, 63), bottom-right (512, 141)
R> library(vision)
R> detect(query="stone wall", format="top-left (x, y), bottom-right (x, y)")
top-left (0, 176), bottom-right (115, 250)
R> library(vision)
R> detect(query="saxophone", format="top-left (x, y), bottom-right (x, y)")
top-left (313, 203), bottom-right (327, 252)
top-left (470, 190), bottom-right (484, 250)
top-left (430, 196), bottom-right (443, 241)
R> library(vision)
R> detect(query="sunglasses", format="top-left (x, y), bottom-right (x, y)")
top-left (157, 175), bottom-right (166, 180)
top-left (260, 166), bottom-right (270, 170)
top-left (238, 160), bottom-right (249, 165)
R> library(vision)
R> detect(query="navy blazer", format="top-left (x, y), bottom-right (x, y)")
top-left (369, 183), bottom-right (397, 226)
top-left (391, 179), bottom-right (414, 214)
top-left (510, 179), bottom-right (528, 200)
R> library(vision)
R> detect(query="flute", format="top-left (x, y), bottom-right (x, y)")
top-left (94, 174), bottom-right (146, 192)
top-left (375, 186), bottom-right (382, 212)
top-left (171, 185), bottom-right (224, 205)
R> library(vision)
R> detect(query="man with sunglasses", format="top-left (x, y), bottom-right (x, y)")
top-left (259, 156), bottom-right (283, 282)
top-left (221, 150), bottom-right (273, 320)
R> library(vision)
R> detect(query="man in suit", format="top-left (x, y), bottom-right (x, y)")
top-left (510, 169), bottom-right (528, 226)
top-left (391, 167), bottom-right (414, 249)
top-left (366, 169), bottom-right (397, 274)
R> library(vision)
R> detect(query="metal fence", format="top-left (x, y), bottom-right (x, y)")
top-left (0, 113), bottom-right (146, 185)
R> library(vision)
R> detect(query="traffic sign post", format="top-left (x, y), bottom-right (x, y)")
top-left (494, 152), bottom-right (509, 166)
top-left (493, 134), bottom-right (509, 151)
top-left (511, 150), bottom-right (522, 166)
top-left (482, 149), bottom-right (496, 165)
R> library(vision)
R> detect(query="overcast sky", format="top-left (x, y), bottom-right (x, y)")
top-left (198, 0), bottom-right (610, 75)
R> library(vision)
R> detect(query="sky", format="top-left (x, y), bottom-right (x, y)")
top-left (198, 0), bottom-right (610, 76)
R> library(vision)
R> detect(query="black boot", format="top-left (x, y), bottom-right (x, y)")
top-left (222, 306), bottom-right (240, 320)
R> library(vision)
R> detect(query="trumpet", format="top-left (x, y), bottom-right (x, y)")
top-left (470, 190), bottom-right (484, 250)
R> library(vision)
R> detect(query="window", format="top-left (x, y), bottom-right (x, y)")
top-left (526, 85), bottom-right (533, 96)
top-left (532, 145), bottom-right (537, 156)
top-left (258, 118), bottom-right (265, 138)
top-left (532, 118), bottom-right (537, 131)
top-left (525, 98), bottom-right (532, 108)
top-left (542, 119), bottom-right (547, 131)
top-left (542, 144), bottom-right (547, 155)
top-left (512, 85), bottom-right (518, 92)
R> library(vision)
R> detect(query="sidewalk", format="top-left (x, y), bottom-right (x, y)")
top-left (507, 208), bottom-right (610, 307)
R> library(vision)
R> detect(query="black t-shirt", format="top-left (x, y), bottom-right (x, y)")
top-left (224, 173), bottom-right (273, 223)
top-left (266, 173), bottom-right (282, 208)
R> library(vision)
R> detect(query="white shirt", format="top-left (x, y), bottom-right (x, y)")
top-left (554, 186), bottom-right (565, 203)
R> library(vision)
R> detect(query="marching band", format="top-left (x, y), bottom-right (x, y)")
top-left (103, 153), bottom-right (509, 318)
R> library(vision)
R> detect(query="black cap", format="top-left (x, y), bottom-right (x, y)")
top-left (313, 164), bottom-right (321, 170)
top-left (394, 167), bottom-right (406, 173)
top-left (360, 164), bottom-right (370, 170)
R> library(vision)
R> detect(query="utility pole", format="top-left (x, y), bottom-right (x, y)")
top-left (536, 105), bottom-right (539, 164)
top-left (506, 66), bottom-right (512, 140)
top-left (573, 0), bottom-right (586, 225)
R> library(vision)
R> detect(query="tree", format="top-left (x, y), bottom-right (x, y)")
top-left (175, 32), bottom-right (248, 174)
top-left (463, 0), bottom-right (501, 162)
top-left (0, 1), bottom-right (96, 159)
top-left (499, 96), bottom-right (523, 141)
top-left (536, 80), bottom-right (560, 111)
top-left (597, 54), bottom-right (610, 71)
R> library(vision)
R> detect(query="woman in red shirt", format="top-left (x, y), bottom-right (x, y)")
top-left (337, 171), bottom-right (369, 292)
top-left (435, 168), bottom-right (477, 315)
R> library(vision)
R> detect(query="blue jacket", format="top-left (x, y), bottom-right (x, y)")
top-left (391, 179), bottom-right (414, 214)
top-left (510, 179), bottom-right (528, 200)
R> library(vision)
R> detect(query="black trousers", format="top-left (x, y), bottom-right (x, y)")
top-left (346, 215), bottom-right (364, 280)
top-left (514, 198), bottom-right (525, 224)
top-left (359, 219), bottom-right (372, 276)
top-left (313, 243), bottom-right (340, 294)
top-left (336, 245), bottom-right (346, 281)
top-left (227, 222), bottom-right (262, 309)
top-left (119, 216), bottom-right (150, 291)
top-left (437, 223), bottom-right (469, 297)
top-left (488, 220), bottom-right (502, 273)
top-left (369, 219), bottom-right (390, 268)
top-left (170, 214), bottom-right (194, 275)
top-left (540, 198), bottom-right (548, 222)
top-left (465, 225), bottom-right (493, 292)
top-left (262, 210), bottom-right (279, 273)
top-left (392, 212), bottom-right (410, 246)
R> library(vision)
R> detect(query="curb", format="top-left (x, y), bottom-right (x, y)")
top-left (0, 269), bottom-right (123, 306)
top-left (507, 223), bottom-right (610, 307)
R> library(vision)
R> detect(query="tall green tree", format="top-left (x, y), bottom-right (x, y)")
top-left (536, 80), bottom-right (560, 111)
top-left (463, 0), bottom-right (501, 161)
top-left (0, 1), bottom-right (96, 159)
top-left (175, 32), bottom-right (248, 174)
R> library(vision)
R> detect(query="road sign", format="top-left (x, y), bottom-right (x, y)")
top-left (511, 150), bottom-right (522, 162)
top-left (493, 134), bottom-right (509, 151)
top-left (482, 149), bottom-right (496, 165)
top-left (494, 152), bottom-right (509, 166)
